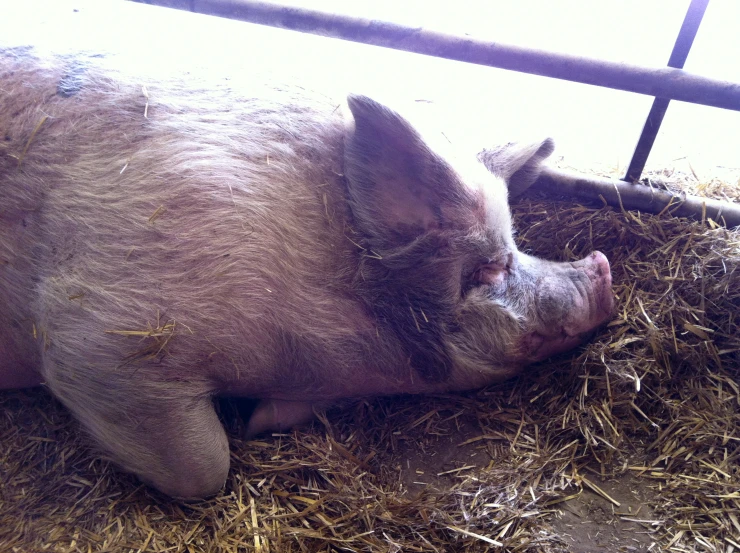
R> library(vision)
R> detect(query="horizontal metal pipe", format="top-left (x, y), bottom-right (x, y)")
top-left (142, 0), bottom-right (740, 112)
top-left (534, 166), bottom-right (740, 228)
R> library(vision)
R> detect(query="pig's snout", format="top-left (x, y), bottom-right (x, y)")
top-left (572, 250), bottom-right (614, 322)
top-left (521, 250), bottom-right (614, 362)
top-left (562, 250), bottom-right (614, 339)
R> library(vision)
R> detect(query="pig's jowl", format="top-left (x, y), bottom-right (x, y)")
top-left (0, 49), bottom-right (614, 499)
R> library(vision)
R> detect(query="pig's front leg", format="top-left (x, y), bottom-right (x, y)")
top-left (47, 370), bottom-right (230, 499)
top-left (245, 399), bottom-right (324, 437)
top-left (113, 395), bottom-right (230, 500)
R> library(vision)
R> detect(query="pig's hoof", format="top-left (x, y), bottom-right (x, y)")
top-left (143, 466), bottom-right (228, 501)
top-left (245, 399), bottom-right (318, 437)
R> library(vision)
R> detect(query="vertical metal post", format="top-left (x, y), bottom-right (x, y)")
top-left (623, 0), bottom-right (710, 183)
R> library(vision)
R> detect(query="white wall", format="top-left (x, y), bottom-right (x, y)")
top-left (3, 0), bottom-right (738, 181)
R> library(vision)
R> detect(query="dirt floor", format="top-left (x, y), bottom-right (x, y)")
top-left (390, 414), bottom-right (661, 553)
top-left (2, 167), bottom-right (740, 552)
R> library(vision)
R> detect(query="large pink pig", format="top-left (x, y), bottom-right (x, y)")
top-left (0, 47), bottom-right (613, 498)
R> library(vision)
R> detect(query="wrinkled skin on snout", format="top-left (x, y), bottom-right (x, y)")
top-left (454, 250), bottom-right (613, 371)
top-left (0, 48), bottom-right (613, 499)
top-left (518, 251), bottom-right (613, 361)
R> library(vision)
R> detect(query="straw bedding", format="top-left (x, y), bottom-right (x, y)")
top-left (1, 169), bottom-right (739, 553)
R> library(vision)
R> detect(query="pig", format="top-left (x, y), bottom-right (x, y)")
top-left (0, 47), bottom-right (614, 499)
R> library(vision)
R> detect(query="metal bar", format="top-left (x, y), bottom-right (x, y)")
top-left (137, 0), bottom-right (740, 112)
top-left (534, 166), bottom-right (740, 228)
top-left (623, 0), bottom-right (710, 183)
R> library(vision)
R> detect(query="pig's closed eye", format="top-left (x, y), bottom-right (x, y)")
top-left (473, 255), bottom-right (512, 288)
top-left (474, 263), bottom-right (508, 286)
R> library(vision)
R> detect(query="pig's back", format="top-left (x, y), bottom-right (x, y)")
top-left (0, 49), bottom-right (378, 394)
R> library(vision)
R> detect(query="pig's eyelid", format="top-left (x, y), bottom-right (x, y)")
top-left (471, 261), bottom-right (510, 288)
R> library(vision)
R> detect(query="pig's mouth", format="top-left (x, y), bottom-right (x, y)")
top-left (521, 328), bottom-right (595, 362)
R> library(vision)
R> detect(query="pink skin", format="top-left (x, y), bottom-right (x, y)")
top-left (521, 251), bottom-right (614, 362)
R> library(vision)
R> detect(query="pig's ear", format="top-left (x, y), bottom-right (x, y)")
top-left (478, 138), bottom-right (555, 198)
top-left (344, 94), bottom-right (465, 245)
